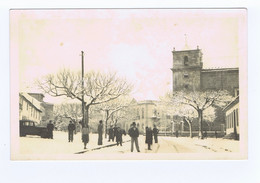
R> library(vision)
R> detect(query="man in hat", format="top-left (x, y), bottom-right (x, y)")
top-left (128, 122), bottom-right (140, 152)
top-left (68, 121), bottom-right (76, 142)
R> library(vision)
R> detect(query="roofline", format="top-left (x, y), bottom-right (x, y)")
top-left (202, 68), bottom-right (239, 72)
top-left (19, 93), bottom-right (42, 112)
top-left (172, 49), bottom-right (201, 53)
top-left (223, 96), bottom-right (239, 112)
top-left (28, 93), bottom-right (45, 97)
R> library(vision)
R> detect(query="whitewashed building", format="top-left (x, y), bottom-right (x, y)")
top-left (223, 96), bottom-right (239, 139)
top-left (19, 93), bottom-right (42, 123)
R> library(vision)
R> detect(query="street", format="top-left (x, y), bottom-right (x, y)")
top-left (19, 131), bottom-right (239, 156)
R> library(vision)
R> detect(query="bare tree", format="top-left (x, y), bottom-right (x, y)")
top-left (53, 103), bottom-right (82, 132)
top-left (161, 90), bottom-right (233, 139)
top-left (172, 90), bottom-right (233, 139)
top-left (94, 97), bottom-right (132, 138)
top-left (37, 69), bottom-right (133, 126)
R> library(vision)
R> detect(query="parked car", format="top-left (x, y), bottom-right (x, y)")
top-left (19, 120), bottom-right (49, 138)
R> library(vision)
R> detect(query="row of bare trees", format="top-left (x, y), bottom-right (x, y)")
top-left (160, 90), bottom-right (233, 139)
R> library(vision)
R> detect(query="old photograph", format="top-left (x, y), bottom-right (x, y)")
top-left (10, 9), bottom-right (247, 160)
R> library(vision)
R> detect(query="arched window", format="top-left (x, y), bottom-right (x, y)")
top-left (184, 56), bottom-right (188, 66)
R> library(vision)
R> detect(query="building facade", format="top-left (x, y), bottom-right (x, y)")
top-left (223, 96), bottom-right (239, 139)
top-left (171, 47), bottom-right (239, 95)
top-left (28, 93), bottom-right (54, 126)
top-left (19, 93), bottom-right (42, 123)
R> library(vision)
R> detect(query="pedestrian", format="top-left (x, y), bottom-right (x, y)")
top-left (204, 131), bottom-right (208, 139)
top-left (215, 131), bottom-right (218, 139)
top-left (113, 125), bottom-right (118, 142)
top-left (176, 130), bottom-right (179, 138)
top-left (68, 121), bottom-right (76, 142)
top-left (47, 120), bottom-right (54, 139)
top-left (145, 127), bottom-right (153, 150)
top-left (82, 124), bottom-right (90, 149)
top-left (108, 125), bottom-right (114, 142)
top-left (116, 127), bottom-right (126, 146)
top-left (153, 125), bottom-right (159, 143)
top-left (128, 122), bottom-right (140, 152)
top-left (97, 120), bottom-right (103, 145)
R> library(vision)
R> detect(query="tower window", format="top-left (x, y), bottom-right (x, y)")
top-left (184, 74), bottom-right (189, 78)
top-left (184, 56), bottom-right (189, 66)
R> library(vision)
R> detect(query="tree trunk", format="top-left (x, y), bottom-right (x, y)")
top-left (188, 121), bottom-right (192, 138)
top-left (85, 105), bottom-right (90, 125)
top-left (105, 110), bottom-right (109, 139)
top-left (198, 109), bottom-right (203, 139)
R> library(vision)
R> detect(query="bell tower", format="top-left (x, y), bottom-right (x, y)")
top-left (171, 46), bottom-right (203, 91)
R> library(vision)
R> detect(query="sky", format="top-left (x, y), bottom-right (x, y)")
top-left (11, 9), bottom-right (246, 103)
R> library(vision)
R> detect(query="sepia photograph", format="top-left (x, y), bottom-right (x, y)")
top-left (10, 8), bottom-right (247, 160)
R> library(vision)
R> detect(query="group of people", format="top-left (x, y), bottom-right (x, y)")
top-left (46, 119), bottom-right (160, 152)
top-left (108, 124), bottom-right (127, 146)
top-left (145, 125), bottom-right (159, 150)
top-left (128, 122), bottom-right (159, 152)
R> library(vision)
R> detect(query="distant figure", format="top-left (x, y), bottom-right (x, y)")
top-left (108, 125), bottom-right (114, 142)
top-left (68, 121), bottom-right (76, 142)
top-left (153, 125), bottom-right (159, 143)
top-left (145, 127), bottom-right (153, 150)
top-left (116, 127), bottom-right (126, 146)
top-left (128, 122), bottom-right (140, 152)
top-left (215, 131), bottom-right (218, 139)
top-left (176, 130), bottom-right (179, 138)
top-left (204, 131), bottom-right (208, 139)
top-left (47, 120), bottom-right (54, 139)
top-left (82, 124), bottom-right (90, 149)
top-left (113, 125), bottom-right (118, 142)
top-left (98, 120), bottom-right (103, 145)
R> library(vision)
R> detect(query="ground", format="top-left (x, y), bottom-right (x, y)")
top-left (18, 131), bottom-right (239, 158)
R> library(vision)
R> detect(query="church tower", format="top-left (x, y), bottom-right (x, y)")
top-left (171, 46), bottom-right (203, 91)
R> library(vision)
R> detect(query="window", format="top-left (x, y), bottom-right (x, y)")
top-left (184, 56), bottom-right (189, 66)
top-left (184, 84), bottom-right (189, 89)
top-left (142, 108), bottom-right (144, 119)
top-left (184, 74), bottom-right (189, 78)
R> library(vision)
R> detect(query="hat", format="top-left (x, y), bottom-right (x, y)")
top-left (132, 122), bottom-right (136, 126)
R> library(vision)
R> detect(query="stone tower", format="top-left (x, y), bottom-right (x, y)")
top-left (171, 46), bottom-right (203, 91)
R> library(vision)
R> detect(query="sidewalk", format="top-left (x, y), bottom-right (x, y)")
top-left (19, 131), bottom-right (131, 155)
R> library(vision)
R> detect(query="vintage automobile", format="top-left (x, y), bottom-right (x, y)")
top-left (19, 120), bottom-right (49, 138)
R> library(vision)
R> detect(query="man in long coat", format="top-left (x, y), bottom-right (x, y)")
top-left (47, 120), bottom-right (54, 139)
top-left (116, 127), bottom-right (126, 146)
top-left (145, 127), bottom-right (153, 150)
top-left (108, 125), bottom-right (114, 142)
top-left (68, 121), bottom-right (76, 142)
top-left (97, 120), bottom-right (103, 145)
top-left (153, 125), bottom-right (159, 143)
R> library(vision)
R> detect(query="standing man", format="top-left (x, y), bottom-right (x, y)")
top-left (145, 127), bottom-right (153, 150)
top-left (47, 120), bottom-right (54, 139)
top-left (128, 122), bottom-right (140, 152)
top-left (68, 121), bottom-right (76, 142)
top-left (98, 120), bottom-right (103, 145)
top-left (108, 125), bottom-right (114, 142)
top-left (153, 125), bottom-right (159, 143)
top-left (116, 126), bottom-right (126, 146)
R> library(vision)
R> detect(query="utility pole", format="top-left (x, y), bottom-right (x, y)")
top-left (81, 51), bottom-right (85, 126)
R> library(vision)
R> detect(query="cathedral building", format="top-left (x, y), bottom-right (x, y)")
top-left (171, 46), bottom-right (239, 96)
